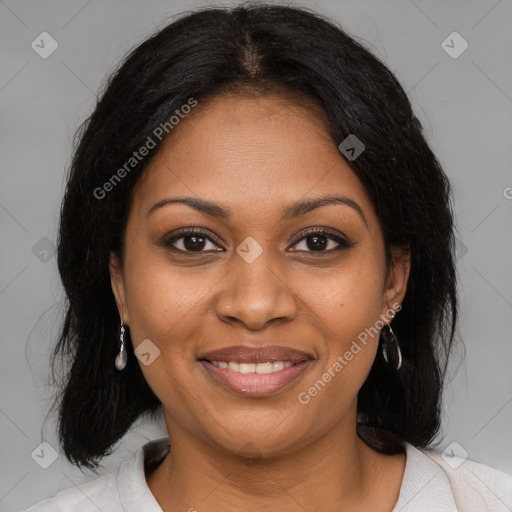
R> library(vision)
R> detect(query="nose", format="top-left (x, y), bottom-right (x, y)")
top-left (214, 247), bottom-right (298, 331)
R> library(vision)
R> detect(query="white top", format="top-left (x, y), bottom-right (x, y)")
top-left (21, 437), bottom-right (512, 511)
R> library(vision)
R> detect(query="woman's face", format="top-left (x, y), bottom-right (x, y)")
top-left (110, 92), bottom-right (410, 458)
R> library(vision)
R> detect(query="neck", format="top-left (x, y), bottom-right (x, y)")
top-left (146, 406), bottom-right (405, 512)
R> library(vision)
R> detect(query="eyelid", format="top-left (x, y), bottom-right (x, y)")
top-left (288, 226), bottom-right (352, 250)
top-left (161, 226), bottom-right (353, 254)
top-left (161, 227), bottom-right (224, 250)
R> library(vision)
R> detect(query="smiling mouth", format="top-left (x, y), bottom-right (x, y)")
top-left (197, 345), bottom-right (314, 397)
top-left (206, 360), bottom-right (295, 374)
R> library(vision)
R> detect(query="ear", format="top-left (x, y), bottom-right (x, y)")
top-left (382, 244), bottom-right (411, 317)
top-left (109, 251), bottom-right (129, 324)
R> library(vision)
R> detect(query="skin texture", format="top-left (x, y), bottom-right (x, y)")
top-left (109, 92), bottom-right (411, 511)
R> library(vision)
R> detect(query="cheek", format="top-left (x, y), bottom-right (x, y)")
top-left (294, 267), bottom-right (384, 425)
top-left (121, 254), bottom-right (210, 420)
top-left (309, 256), bottom-right (384, 380)
top-left (309, 257), bottom-right (385, 335)
top-left (123, 248), bottom-right (210, 345)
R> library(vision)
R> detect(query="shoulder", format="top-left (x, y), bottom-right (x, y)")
top-left (20, 438), bottom-right (169, 512)
top-left (424, 446), bottom-right (512, 511)
top-left (395, 442), bottom-right (512, 512)
top-left (21, 470), bottom-right (121, 512)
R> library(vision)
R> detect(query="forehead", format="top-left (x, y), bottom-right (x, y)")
top-left (130, 93), bottom-right (376, 226)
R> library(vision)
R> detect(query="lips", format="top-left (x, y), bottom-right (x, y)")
top-left (198, 345), bottom-right (313, 364)
top-left (197, 345), bottom-right (315, 397)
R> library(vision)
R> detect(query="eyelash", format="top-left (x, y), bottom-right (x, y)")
top-left (161, 227), bottom-right (354, 255)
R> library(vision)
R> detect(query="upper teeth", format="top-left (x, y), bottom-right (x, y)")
top-left (210, 361), bottom-right (294, 374)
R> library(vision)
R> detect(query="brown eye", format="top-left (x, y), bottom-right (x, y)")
top-left (289, 228), bottom-right (353, 253)
top-left (162, 229), bottom-right (223, 253)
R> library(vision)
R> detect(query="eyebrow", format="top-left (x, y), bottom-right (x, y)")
top-left (147, 194), bottom-right (369, 229)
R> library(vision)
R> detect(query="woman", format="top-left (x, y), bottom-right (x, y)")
top-left (22, 3), bottom-right (511, 511)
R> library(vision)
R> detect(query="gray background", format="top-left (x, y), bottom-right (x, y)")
top-left (1, 0), bottom-right (511, 510)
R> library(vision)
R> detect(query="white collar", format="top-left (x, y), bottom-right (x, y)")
top-left (392, 442), bottom-right (458, 511)
top-left (117, 437), bottom-right (459, 511)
